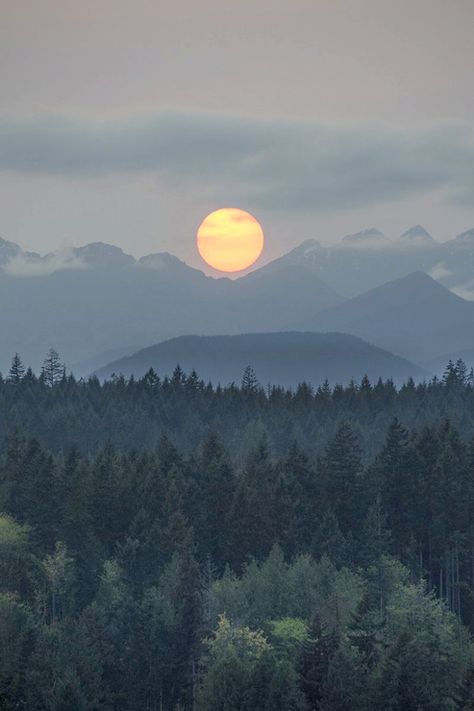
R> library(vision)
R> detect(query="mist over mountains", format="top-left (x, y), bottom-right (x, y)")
top-left (1, 224), bottom-right (474, 380)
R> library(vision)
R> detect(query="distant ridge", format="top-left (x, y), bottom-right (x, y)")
top-left (93, 331), bottom-right (426, 388)
top-left (302, 271), bottom-right (474, 363)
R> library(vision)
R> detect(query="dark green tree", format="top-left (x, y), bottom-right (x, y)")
top-left (8, 353), bottom-right (25, 384)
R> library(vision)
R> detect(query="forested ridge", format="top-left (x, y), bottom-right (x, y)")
top-left (2, 353), bottom-right (474, 708)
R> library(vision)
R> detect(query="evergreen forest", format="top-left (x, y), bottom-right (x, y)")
top-left (1, 352), bottom-right (474, 709)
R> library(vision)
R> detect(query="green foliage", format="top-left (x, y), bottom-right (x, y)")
top-left (0, 514), bottom-right (31, 595)
top-left (198, 615), bottom-right (308, 710)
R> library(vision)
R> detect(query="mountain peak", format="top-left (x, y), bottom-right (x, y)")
top-left (244, 238), bottom-right (324, 279)
top-left (369, 271), bottom-right (461, 299)
top-left (341, 228), bottom-right (388, 247)
top-left (284, 238), bottom-right (324, 263)
top-left (139, 252), bottom-right (186, 269)
top-left (292, 238), bottom-right (322, 254)
top-left (395, 270), bottom-right (443, 287)
top-left (138, 252), bottom-right (205, 278)
top-left (0, 236), bottom-right (22, 264)
top-left (73, 242), bottom-right (135, 268)
top-left (399, 225), bottom-right (435, 245)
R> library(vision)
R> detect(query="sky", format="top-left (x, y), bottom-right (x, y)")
top-left (1, 0), bottom-right (474, 270)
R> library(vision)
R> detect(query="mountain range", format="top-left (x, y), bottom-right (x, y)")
top-left (1, 225), bottom-right (474, 379)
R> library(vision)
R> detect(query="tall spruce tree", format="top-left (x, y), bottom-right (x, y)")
top-left (322, 422), bottom-right (363, 536)
top-left (8, 353), bottom-right (25, 384)
top-left (40, 348), bottom-right (65, 387)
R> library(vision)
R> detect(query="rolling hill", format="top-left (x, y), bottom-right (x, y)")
top-left (93, 331), bottom-right (427, 388)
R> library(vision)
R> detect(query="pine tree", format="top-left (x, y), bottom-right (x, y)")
top-left (59, 448), bottom-right (99, 604)
top-left (311, 510), bottom-right (348, 567)
top-left (143, 367), bottom-right (160, 391)
top-left (298, 613), bottom-right (340, 709)
top-left (230, 438), bottom-right (277, 564)
top-left (322, 422), bottom-right (363, 536)
top-left (278, 443), bottom-right (319, 555)
top-left (456, 358), bottom-right (468, 385)
top-left (379, 418), bottom-right (417, 557)
top-left (171, 526), bottom-right (203, 710)
top-left (8, 353), bottom-right (25, 384)
top-left (40, 541), bottom-right (75, 623)
top-left (196, 431), bottom-right (236, 570)
top-left (358, 497), bottom-right (391, 568)
top-left (241, 365), bottom-right (259, 393)
top-left (41, 348), bottom-right (65, 387)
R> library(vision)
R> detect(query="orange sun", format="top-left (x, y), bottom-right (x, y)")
top-left (196, 208), bottom-right (264, 272)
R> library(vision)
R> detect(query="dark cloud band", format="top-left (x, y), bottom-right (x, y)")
top-left (0, 112), bottom-right (473, 211)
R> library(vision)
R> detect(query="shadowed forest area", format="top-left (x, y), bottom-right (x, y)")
top-left (1, 355), bottom-right (474, 708)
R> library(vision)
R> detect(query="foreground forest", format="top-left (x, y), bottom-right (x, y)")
top-left (2, 354), bottom-right (474, 709)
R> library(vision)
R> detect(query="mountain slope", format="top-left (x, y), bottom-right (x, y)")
top-left (302, 272), bottom-right (474, 363)
top-left (94, 331), bottom-right (426, 387)
top-left (235, 261), bottom-right (343, 330)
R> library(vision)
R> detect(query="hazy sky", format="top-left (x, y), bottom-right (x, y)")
top-left (1, 0), bottom-right (474, 269)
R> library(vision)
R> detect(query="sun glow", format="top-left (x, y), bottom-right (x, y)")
top-left (196, 208), bottom-right (264, 272)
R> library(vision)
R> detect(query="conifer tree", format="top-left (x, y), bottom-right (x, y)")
top-left (196, 431), bottom-right (235, 570)
top-left (298, 613), bottom-right (340, 709)
top-left (322, 422), bottom-right (363, 535)
top-left (8, 353), bottom-right (25, 384)
top-left (230, 438), bottom-right (276, 564)
top-left (41, 348), bottom-right (65, 387)
top-left (241, 365), bottom-right (259, 392)
top-left (379, 418), bottom-right (417, 557)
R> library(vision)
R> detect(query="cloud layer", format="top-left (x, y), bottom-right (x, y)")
top-left (0, 112), bottom-right (473, 213)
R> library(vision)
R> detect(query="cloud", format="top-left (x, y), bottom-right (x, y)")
top-left (3, 250), bottom-right (87, 277)
top-left (0, 112), bottom-right (473, 212)
top-left (428, 263), bottom-right (452, 280)
top-left (451, 281), bottom-right (474, 301)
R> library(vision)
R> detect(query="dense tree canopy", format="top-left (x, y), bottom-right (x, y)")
top-left (0, 354), bottom-right (474, 708)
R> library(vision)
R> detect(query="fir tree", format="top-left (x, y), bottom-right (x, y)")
top-left (41, 348), bottom-right (65, 387)
top-left (241, 365), bottom-right (259, 392)
top-left (8, 353), bottom-right (25, 384)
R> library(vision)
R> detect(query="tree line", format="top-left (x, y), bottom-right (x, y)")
top-left (1, 351), bottom-right (474, 460)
